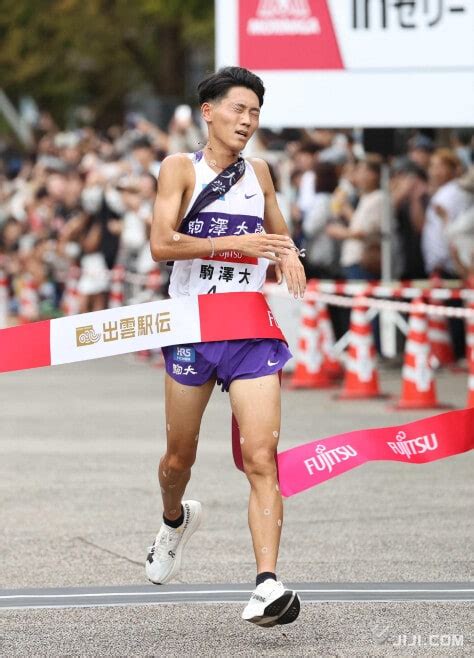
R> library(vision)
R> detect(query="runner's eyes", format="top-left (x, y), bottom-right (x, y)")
top-left (231, 104), bottom-right (259, 118)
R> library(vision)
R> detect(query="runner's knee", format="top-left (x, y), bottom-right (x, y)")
top-left (243, 447), bottom-right (277, 479)
top-left (163, 450), bottom-right (196, 473)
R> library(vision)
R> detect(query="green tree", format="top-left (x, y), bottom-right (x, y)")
top-left (0, 0), bottom-right (214, 125)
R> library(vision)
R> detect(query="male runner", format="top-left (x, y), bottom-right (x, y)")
top-left (147, 66), bottom-right (306, 627)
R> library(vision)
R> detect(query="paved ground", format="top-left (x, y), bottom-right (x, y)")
top-left (0, 355), bottom-right (473, 656)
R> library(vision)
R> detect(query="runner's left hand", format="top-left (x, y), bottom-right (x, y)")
top-left (275, 250), bottom-right (306, 299)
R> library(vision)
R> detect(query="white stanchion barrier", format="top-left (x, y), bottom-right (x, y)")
top-left (5, 268), bottom-right (474, 324)
top-left (262, 286), bottom-right (474, 321)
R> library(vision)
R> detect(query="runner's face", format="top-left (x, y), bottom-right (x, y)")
top-left (205, 87), bottom-right (261, 152)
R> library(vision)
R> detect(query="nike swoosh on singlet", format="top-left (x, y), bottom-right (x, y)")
top-left (245, 193), bottom-right (257, 199)
top-left (267, 360), bottom-right (279, 367)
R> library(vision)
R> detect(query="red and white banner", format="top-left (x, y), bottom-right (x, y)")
top-left (0, 293), bottom-right (284, 375)
top-left (216, 0), bottom-right (474, 126)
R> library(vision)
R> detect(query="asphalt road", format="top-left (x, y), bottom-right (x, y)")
top-left (0, 355), bottom-right (473, 656)
top-left (1, 582), bottom-right (473, 610)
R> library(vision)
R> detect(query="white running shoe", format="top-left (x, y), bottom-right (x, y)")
top-left (145, 500), bottom-right (202, 585)
top-left (242, 579), bottom-right (301, 627)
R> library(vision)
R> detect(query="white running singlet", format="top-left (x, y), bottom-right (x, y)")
top-left (168, 151), bottom-right (268, 298)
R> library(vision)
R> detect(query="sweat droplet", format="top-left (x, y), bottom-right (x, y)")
top-left (261, 546), bottom-right (268, 554)
top-left (167, 424), bottom-right (171, 432)
top-left (195, 434), bottom-right (199, 442)
top-left (277, 519), bottom-right (282, 527)
top-left (240, 437), bottom-right (245, 444)
top-left (162, 471), bottom-right (167, 478)
top-left (264, 508), bottom-right (270, 516)
top-left (273, 430), bottom-right (279, 438)
top-left (172, 234), bottom-right (181, 241)
top-left (275, 484), bottom-right (279, 492)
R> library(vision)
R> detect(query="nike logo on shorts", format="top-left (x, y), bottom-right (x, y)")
top-left (267, 359), bottom-right (279, 367)
top-left (245, 193), bottom-right (257, 199)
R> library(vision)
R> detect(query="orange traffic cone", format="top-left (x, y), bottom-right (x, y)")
top-left (316, 299), bottom-right (344, 379)
top-left (393, 304), bottom-right (449, 409)
top-left (290, 284), bottom-right (335, 389)
top-left (0, 269), bottom-right (8, 328)
top-left (108, 265), bottom-right (125, 308)
top-left (336, 299), bottom-right (386, 399)
top-left (427, 272), bottom-right (455, 367)
top-left (428, 309), bottom-right (455, 367)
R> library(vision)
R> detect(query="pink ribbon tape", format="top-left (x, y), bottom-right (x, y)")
top-left (233, 408), bottom-right (474, 498)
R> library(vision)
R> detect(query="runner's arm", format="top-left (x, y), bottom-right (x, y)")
top-left (250, 158), bottom-right (306, 298)
top-left (150, 155), bottom-right (293, 263)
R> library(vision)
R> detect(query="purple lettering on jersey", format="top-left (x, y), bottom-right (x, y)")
top-left (185, 211), bottom-right (263, 238)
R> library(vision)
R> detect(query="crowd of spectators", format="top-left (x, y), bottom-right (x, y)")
top-left (0, 109), bottom-right (473, 328)
top-left (283, 131), bottom-right (474, 285)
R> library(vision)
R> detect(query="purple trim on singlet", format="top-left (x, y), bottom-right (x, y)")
top-left (178, 154), bottom-right (245, 236)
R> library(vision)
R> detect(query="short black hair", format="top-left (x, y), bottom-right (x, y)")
top-left (131, 136), bottom-right (153, 150)
top-left (197, 66), bottom-right (265, 107)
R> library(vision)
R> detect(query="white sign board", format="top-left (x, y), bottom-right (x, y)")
top-left (215, 0), bottom-right (474, 127)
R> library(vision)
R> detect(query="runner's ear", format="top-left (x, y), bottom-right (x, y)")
top-left (201, 102), bottom-right (213, 124)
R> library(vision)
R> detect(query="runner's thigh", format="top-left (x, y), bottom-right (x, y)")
top-left (164, 373), bottom-right (216, 455)
top-left (229, 374), bottom-right (281, 464)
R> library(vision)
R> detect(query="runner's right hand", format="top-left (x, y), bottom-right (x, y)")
top-left (233, 233), bottom-right (293, 262)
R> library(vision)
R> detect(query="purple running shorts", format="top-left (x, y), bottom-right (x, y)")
top-left (162, 339), bottom-right (292, 392)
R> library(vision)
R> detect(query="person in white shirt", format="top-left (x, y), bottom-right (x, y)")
top-left (327, 156), bottom-right (385, 280)
top-left (446, 167), bottom-right (474, 279)
top-left (294, 145), bottom-right (318, 217)
top-left (421, 150), bottom-right (472, 359)
top-left (421, 149), bottom-right (471, 277)
top-left (326, 156), bottom-right (387, 348)
top-left (302, 161), bottom-right (339, 279)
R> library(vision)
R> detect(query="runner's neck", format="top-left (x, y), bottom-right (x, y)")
top-left (204, 144), bottom-right (240, 172)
